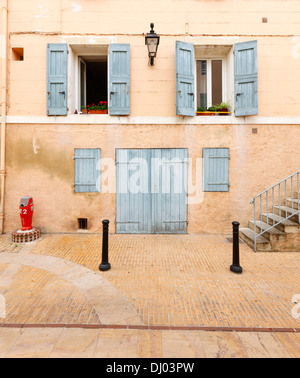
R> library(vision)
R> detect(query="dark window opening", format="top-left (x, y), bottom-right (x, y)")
top-left (79, 57), bottom-right (108, 110)
top-left (78, 218), bottom-right (88, 230)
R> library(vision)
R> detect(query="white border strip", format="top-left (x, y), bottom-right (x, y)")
top-left (3, 115), bottom-right (300, 125)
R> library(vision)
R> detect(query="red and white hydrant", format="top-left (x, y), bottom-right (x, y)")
top-left (19, 196), bottom-right (34, 231)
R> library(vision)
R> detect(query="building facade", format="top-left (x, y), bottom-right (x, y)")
top-left (1, 0), bottom-right (300, 236)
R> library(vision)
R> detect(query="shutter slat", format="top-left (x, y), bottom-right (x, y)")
top-left (47, 44), bottom-right (68, 116)
top-left (109, 44), bottom-right (130, 115)
top-left (234, 40), bottom-right (258, 116)
top-left (176, 41), bottom-right (195, 117)
top-left (203, 148), bottom-right (230, 192)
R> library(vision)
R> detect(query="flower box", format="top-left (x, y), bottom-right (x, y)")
top-left (81, 100), bottom-right (108, 114)
top-left (196, 103), bottom-right (231, 116)
top-left (88, 109), bottom-right (108, 114)
top-left (196, 111), bottom-right (231, 116)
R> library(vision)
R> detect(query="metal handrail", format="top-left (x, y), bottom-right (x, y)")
top-left (250, 170), bottom-right (300, 251)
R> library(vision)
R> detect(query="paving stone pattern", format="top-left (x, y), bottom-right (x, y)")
top-left (22, 233), bottom-right (300, 330)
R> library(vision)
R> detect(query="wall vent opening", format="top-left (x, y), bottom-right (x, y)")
top-left (78, 218), bottom-right (88, 230)
top-left (12, 47), bottom-right (24, 61)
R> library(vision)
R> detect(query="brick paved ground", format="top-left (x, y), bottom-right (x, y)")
top-left (0, 233), bottom-right (299, 358)
top-left (0, 264), bottom-right (100, 326)
top-left (22, 233), bottom-right (300, 330)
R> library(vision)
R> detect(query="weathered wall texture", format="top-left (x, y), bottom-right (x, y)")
top-left (4, 0), bottom-right (300, 117)
top-left (5, 122), bottom-right (300, 234)
top-left (2, 0), bottom-right (300, 233)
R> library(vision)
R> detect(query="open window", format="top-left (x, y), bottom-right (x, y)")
top-left (78, 56), bottom-right (108, 112)
top-left (47, 43), bottom-right (130, 116)
top-left (195, 45), bottom-right (233, 114)
top-left (176, 41), bottom-right (258, 117)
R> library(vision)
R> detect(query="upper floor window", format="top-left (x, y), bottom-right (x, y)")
top-left (78, 56), bottom-right (108, 112)
top-left (47, 43), bottom-right (130, 116)
top-left (196, 59), bottom-right (225, 110)
top-left (176, 40), bottom-right (258, 117)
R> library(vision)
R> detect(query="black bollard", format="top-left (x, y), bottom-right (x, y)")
top-left (230, 221), bottom-right (243, 274)
top-left (99, 219), bottom-right (111, 271)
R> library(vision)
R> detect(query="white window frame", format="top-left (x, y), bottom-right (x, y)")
top-left (78, 57), bottom-right (87, 111)
top-left (68, 44), bottom-right (109, 114)
top-left (194, 45), bottom-right (235, 113)
top-left (195, 57), bottom-right (226, 109)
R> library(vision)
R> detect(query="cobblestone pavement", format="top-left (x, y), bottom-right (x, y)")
top-left (0, 233), bottom-right (299, 358)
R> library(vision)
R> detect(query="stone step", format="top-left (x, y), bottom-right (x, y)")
top-left (248, 220), bottom-right (286, 242)
top-left (261, 213), bottom-right (300, 233)
top-left (274, 206), bottom-right (300, 223)
top-left (286, 198), bottom-right (300, 211)
top-left (239, 228), bottom-right (271, 252)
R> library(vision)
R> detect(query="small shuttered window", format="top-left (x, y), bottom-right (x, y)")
top-left (203, 148), bottom-right (230, 192)
top-left (47, 43), bottom-right (68, 116)
top-left (234, 40), bottom-right (258, 116)
top-left (74, 149), bottom-right (101, 193)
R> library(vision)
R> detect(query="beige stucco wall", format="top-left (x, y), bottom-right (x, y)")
top-left (3, 0), bottom-right (300, 117)
top-left (2, 0), bottom-right (300, 234)
top-left (7, 33), bottom-right (300, 117)
top-left (5, 121), bottom-right (300, 234)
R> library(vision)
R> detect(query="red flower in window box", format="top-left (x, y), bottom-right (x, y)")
top-left (81, 101), bottom-right (108, 114)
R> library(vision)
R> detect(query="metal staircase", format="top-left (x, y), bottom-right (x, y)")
top-left (240, 171), bottom-right (300, 252)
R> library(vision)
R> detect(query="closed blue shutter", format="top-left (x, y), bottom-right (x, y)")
top-left (176, 41), bottom-right (195, 116)
top-left (109, 44), bottom-right (130, 115)
top-left (74, 149), bottom-right (101, 193)
top-left (234, 40), bottom-right (258, 116)
top-left (47, 43), bottom-right (68, 116)
top-left (203, 148), bottom-right (230, 192)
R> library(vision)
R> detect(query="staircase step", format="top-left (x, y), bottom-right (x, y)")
top-left (286, 198), bottom-right (300, 211)
top-left (261, 213), bottom-right (300, 233)
top-left (239, 228), bottom-right (271, 251)
top-left (248, 220), bottom-right (285, 241)
top-left (274, 206), bottom-right (300, 223)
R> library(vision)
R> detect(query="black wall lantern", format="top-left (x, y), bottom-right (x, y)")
top-left (145, 23), bottom-right (160, 66)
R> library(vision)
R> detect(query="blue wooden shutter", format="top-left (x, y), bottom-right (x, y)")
top-left (74, 149), bottom-right (101, 193)
top-left (234, 40), bottom-right (258, 116)
top-left (47, 43), bottom-right (68, 116)
top-left (109, 44), bottom-right (130, 115)
top-left (203, 148), bottom-right (230, 192)
top-left (176, 41), bottom-right (195, 116)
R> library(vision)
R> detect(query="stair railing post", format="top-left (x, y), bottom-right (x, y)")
top-left (99, 219), bottom-right (111, 271)
top-left (253, 200), bottom-right (257, 252)
top-left (230, 221), bottom-right (243, 274)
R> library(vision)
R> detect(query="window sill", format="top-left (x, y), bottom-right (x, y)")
top-left (5, 115), bottom-right (300, 126)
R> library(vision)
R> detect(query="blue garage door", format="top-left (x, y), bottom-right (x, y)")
top-left (116, 149), bottom-right (188, 234)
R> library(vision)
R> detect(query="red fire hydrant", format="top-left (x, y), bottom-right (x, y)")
top-left (19, 196), bottom-right (34, 231)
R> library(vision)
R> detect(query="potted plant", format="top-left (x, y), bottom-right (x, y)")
top-left (216, 101), bottom-right (231, 115)
top-left (81, 101), bottom-right (108, 114)
top-left (196, 101), bottom-right (231, 116)
top-left (196, 106), bottom-right (216, 116)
